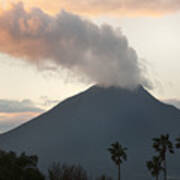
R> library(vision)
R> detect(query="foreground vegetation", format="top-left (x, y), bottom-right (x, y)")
top-left (0, 134), bottom-right (180, 180)
top-left (0, 150), bottom-right (44, 180)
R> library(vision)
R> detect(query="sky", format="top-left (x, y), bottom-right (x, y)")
top-left (0, 0), bottom-right (180, 133)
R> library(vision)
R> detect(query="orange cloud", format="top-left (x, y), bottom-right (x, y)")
top-left (1, 0), bottom-right (180, 17)
top-left (0, 112), bottom-right (41, 133)
top-left (0, 112), bottom-right (40, 120)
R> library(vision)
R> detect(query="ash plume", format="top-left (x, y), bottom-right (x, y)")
top-left (0, 3), bottom-right (151, 88)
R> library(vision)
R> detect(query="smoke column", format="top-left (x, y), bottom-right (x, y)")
top-left (0, 2), bottom-right (150, 88)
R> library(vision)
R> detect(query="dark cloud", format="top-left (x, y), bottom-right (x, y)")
top-left (0, 98), bottom-right (43, 133)
top-left (0, 99), bottom-right (43, 113)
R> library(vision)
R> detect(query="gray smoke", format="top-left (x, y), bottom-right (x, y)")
top-left (0, 2), bottom-right (150, 88)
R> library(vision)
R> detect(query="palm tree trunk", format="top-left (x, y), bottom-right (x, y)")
top-left (164, 158), bottom-right (167, 180)
top-left (118, 164), bottom-right (120, 180)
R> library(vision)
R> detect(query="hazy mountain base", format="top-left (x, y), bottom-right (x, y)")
top-left (0, 85), bottom-right (180, 180)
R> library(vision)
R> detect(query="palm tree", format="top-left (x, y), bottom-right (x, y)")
top-left (146, 156), bottom-right (164, 180)
top-left (176, 137), bottom-right (180, 149)
top-left (108, 142), bottom-right (127, 180)
top-left (153, 134), bottom-right (174, 180)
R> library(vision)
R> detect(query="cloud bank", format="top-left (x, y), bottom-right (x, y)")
top-left (0, 3), bottom-right (150, 88)
top-left (2, 0), bottom-right (180, 16)
top-left (0, 98), bottom-right (43, 133)
top-left (0, 112), bottom-right (41, 133)
top-left (0, 99), bottom-right (43, 113)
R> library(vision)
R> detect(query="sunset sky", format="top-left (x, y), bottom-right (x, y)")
top-left (0, 0), bottom-right (180, 133)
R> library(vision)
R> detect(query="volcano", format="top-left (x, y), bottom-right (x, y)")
top-left (0, 85), bottom-right (180, 179)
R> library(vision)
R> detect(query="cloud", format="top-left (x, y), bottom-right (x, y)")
top-left (0, 98), bottom-right (43, 133)
top-left (0, 99), bottom-right (43, 113)
top-left (1, 0), bottom-right (180, 16)
top-left (164, 99), bottom-right (180, 110)
top-left (0, 112), bottom-right (41, 133)
top-left (39, 96), bottom-right (59, 108)
top-left (0, 3), bottom-right (151, 89)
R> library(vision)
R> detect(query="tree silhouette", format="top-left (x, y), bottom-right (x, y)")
top-left (0, 150), bottom-right (44, 180)
top-left (152, 134), bottom-right (174, 180)
top-left (176, 137), bottom-right (180, 149)
top-left (96, 174), bottom-right (113, 180)
top-left (48, 162), bottom-right (88, 180)
top-left (108, 142), bottom-right (127, 180)
top-left (146, 156), bottom-right (163, 180)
